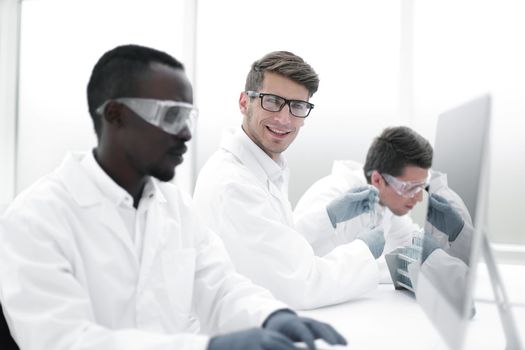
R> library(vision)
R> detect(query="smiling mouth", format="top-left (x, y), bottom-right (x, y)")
top-left (266, 126), bottom-right (292, 136)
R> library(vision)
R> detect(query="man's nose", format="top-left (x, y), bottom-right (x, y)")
top-left (174, 125), bottom-right (192, 142)
top-left (273, 103), bottom-right (293, 124)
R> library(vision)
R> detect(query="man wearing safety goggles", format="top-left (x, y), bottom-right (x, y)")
top-left (0, 44), bottom-right (346, 350)
top-left (294, 126), bottom-right (472, 282)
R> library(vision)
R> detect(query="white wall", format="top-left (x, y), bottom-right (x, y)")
top-left (2, 0), bottom-right (524, 245)
top-left (412, 0), bottom-right (525, 244)
top-left (15, 0), bottom-right (195, 194)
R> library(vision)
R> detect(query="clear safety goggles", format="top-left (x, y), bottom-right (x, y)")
top-left (381, 173), bottom-right (430, 199)
top-left (96, 98), bottom-right (198, 135)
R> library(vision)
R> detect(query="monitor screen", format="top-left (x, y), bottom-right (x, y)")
top-left (411, 94), bottom-right (491, 349)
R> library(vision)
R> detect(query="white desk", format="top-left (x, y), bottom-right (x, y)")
top-left (299, 263), bottom-right (525, 350)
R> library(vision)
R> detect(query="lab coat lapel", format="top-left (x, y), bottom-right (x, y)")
top-left (267, 180), bottom-right (294, 226)
top-left (222, 130), bottom-right (294, 226)
top-left (136, 191), bottom-right (173, 296)
top-left (92, 204), bottom-right (139, 259)
top-left (56, 153), bottom-right (139, 264)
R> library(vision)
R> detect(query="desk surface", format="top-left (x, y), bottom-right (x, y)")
top-left (299, 263), bottom-right (525, 350)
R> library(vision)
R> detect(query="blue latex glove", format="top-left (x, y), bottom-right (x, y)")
top-left (326, 185), bottom-right (379, 228)
top-left (421, 232), bottom-right (442, 263)
top-left (427, 193), bottom-right (465, 241)
top-left (357, 227), bottom-right (385, 259)
top-left (207, 328), bottom-right (298, 350)
top-left (264, 310), bottom-right (347, 350)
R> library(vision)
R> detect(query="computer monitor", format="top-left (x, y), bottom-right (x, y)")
top-left (411, 94), bottom-right (491, 349)
top-left (432, 95), bottom-right (492, 223)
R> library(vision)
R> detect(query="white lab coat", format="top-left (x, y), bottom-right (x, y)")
top-left (193, 128), bottom-right (379, 310)
top-left (0, 152), bottom-right (287, 350)
top-left (294, 160), bottom-right (421, 282)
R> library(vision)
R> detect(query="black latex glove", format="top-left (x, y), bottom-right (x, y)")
top-left (207, 328), bottom-right (298, 350)
top-left (264, 310), bottom-right (347, 350)
top-left (427, 193), bottom-right (465, 241)
top-left (421, 232), bottom-right (442, 264)
top-left (357, 227), bottom-right (385, 259)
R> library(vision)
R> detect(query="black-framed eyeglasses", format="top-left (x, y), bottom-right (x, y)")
top-left (246, 91), bottom-right (314, 118)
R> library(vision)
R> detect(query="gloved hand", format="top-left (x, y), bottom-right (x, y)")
top-left (207, 328), bottom-right (298, 350)
top-left (427, 193), bottom-right (465, 241)
top-left (326, 185), bottom-right (379, 228)
top-left (357, 227), bottom-right (385, 259)
top-left (421, 232), bottom-right (442, 264)
top-left (264, 310), bottom-right (347, 350)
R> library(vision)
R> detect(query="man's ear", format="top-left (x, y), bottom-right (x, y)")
top-left (102, 101), bottom-right (124, 127)
top-left (370, 170), bottom-right (383, 188)
top-left (239, 91), bottom-right (249, 115)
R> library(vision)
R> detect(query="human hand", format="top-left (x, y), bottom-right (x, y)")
top-left (427, 193), bottom-right (464, 241)
top-left (207, 328), bottom-right (298, 350)
top-left (264, 310), bottom-right (347, 350)
top-left (357, 227), bottom-right (385, 259)
top-left (326, 185), bottom-right (379, 227)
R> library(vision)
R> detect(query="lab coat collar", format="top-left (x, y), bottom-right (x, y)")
top-left (57, 152), bottom-right (104, 207)
top-left (57, 152), bottom-right (170, 268)
top-left (57, 152), bottom-right (167, 208)
top-left (80, 150), bottom-right (133, 207)
top-left (220, 127), bottom-right (289, 192)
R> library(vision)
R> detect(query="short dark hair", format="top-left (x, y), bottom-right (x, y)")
top-left (363, 126), bottom-right (433, 182)
top-left (86, 44), bottom-right (184, 138)
top-left (245, 51), bottom-right (319, 97)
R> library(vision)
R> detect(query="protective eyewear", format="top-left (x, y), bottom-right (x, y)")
top-left (246, 91), bottom-right (314, 118)
top-left (381, 173), bottom-right (430, 199)
top-left (96, 98), bottom-right (198, 135)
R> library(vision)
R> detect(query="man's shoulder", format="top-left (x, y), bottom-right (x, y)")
top-left (4, 153), bottom-right (97, 222)
top-left (194, 153), bottom-right (269, 210)
top-left (331, 160), bottom-right (364, 177)
top-left (198, 148), bottom-right (260, 185)
top-left (3, 171), bottom-right (73, 223)
top-left (308, 169), bottom-right (365, 195)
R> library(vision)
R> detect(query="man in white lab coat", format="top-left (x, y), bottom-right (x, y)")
top-left (193, 51), bottom-right (384, 310)
top-left (294, 126), bottom-right (473, 282)
top-left (0, 45), bottom-right (346, 350)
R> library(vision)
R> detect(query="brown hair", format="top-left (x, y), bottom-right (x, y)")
top-left (245, 51), bottom-right (319, 97)
top-left (363, 126), bottom-right (433, 182)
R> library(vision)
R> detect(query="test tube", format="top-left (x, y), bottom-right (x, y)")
top-left (368, 203), bottom-right (376, 229)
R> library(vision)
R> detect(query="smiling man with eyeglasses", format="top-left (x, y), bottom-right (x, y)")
top-left (194, 51), bottom-right (386, 311)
